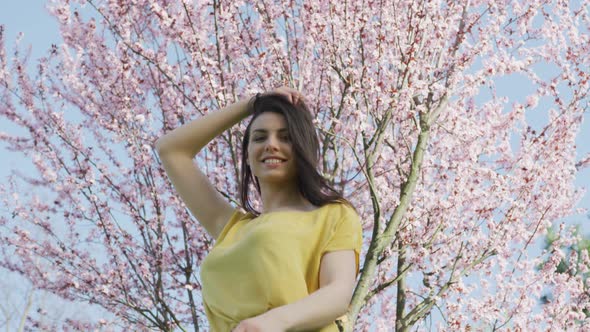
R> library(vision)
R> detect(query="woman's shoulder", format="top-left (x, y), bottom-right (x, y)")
top-left (321, 201), bottom-right (359, 220)
top-left (214, 208), bottom-right (254, 243)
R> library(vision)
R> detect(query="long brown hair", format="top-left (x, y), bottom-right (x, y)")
top-left (239, 93), bottom-right (352, 216)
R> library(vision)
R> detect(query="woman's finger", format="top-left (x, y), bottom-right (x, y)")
top-left (271, 86), bottom-right (303, 105)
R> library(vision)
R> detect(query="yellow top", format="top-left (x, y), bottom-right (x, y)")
top-left (199, 202), bottom-right (363, 332)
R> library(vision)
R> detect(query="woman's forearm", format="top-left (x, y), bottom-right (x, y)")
top-left (155, 97), bottom-right (252, 157)
top-left (266, 283), bottom-right (351, 331)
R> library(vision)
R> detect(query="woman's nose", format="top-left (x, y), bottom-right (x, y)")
top-left (264, 135), bottom-right (280, 151)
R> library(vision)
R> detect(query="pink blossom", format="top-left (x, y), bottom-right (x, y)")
top-left (1, 0), bottom-right (589, 330)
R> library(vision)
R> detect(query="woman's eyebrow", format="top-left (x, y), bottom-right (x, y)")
top-left (252, 128), bottom-right (288, 133)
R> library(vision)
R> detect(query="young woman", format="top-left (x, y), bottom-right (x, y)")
top-left (156, 86), bottom-right (363, 332)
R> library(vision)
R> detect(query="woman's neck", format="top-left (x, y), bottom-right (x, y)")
top-left (259, 183), bottom-right (314, 213)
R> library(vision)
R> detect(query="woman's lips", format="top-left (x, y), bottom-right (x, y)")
top-left (262, 159), bottom-right (286, 168)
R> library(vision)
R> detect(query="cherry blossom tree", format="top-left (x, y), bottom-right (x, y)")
top-left (541, 224), bottom-right (590, 319)
top-left (0, 278), bottom-right (33, 332)
top-left (1, 0), bottom-right (589, 330)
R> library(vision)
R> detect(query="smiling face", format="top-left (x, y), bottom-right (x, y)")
top-left (247, 112), bottom-right (297, 185)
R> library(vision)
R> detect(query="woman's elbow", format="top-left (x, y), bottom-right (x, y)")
top-left (154, 137), bottom-right (167, 155)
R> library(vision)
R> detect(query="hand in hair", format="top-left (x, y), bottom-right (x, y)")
top-left (267, 86), bottom-right (303, 105)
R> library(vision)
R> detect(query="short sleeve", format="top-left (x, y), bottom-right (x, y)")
top-left (322, 206), bottom-right (363, 274)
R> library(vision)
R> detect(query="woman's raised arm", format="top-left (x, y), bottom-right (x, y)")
top-left (155, 98), bottom-right (251, 239)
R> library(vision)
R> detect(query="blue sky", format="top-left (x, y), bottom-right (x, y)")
top-left (1, 1), bottom-right (589, 329)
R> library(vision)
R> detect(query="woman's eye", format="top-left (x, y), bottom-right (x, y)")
top-left (252, 136), bottom-right (289, 142)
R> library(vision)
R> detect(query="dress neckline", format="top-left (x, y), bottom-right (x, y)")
top-left (261, 208), bottom-right (317, 215)
top-left (254, 204), bottom-right (328, 218)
